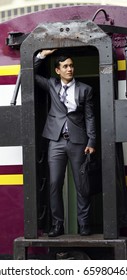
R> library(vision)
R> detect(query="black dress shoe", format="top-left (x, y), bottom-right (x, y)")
top-left (48, 224), bottom-right (64, 237)
top-left (80, 224), bottom-right (91, 236)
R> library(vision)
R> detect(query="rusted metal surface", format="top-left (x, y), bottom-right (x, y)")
top-left (21, 20), bottom-right (111, 61)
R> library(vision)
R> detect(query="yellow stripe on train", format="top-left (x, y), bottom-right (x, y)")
top-left (117, 60), bottom-right (126, 71)
top-left (0, 65), bottom-right (20, 76)
top-left (0, 174), bottom-right (23, 185)
top-left (0, 61), bottom-right (125, 74)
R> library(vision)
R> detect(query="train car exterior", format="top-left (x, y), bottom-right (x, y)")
top-left (0, 4), bottom-right (127, 259)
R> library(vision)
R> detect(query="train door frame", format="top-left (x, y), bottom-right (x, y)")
top-left (20, 20), bottom-right (117, 239)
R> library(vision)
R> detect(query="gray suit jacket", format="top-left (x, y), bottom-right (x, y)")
top-left (35, 59), bottom-right (96, 148)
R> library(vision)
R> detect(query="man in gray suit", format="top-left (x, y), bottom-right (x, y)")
top-left (35, 49), bottom-right (96, 237)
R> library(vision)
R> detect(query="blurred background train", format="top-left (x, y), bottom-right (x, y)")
top-left (0, 3), bottom-right (127, 259)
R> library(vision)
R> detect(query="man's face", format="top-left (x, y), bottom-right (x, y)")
top-left (55, 58), bottom-right (74, 83)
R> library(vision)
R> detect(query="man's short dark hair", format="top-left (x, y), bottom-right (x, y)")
top-left (54, 55), bottom-right (72, 68)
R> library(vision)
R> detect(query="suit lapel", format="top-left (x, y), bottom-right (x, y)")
top-left (55, 82), bottom-right (61, 97)
top-left (51, 79), bottom-right (67, 113)
top-left (75, 81), bottom-right (80, 106)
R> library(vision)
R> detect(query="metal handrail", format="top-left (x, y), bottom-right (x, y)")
top-left (10, 72), bottom-right (21, 106)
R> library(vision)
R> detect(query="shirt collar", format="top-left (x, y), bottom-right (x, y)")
top-left (61, 78), bottom-right (75, 88)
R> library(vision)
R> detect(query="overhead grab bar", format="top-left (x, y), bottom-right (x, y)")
top-left (92, 8), bottom-right (114, 25)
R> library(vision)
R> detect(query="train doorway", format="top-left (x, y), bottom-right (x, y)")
top-left (20, 20), bottom-right (118, 241)
top-left (34, 46), bottom-right (101, 235)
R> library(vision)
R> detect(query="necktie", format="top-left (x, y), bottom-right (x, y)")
top-left (60, 85), bottom-right (68, 103)
top-left (61, 85), bottom-right (68, 133)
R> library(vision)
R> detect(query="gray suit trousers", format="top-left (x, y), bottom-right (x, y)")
top-left (48, 137), bottom-right (90, 226)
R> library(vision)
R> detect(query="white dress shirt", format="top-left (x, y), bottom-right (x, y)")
top-left (60, 79), bottom-right (77, 112)
top-left (60, 79), bottom-right (77, 133)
